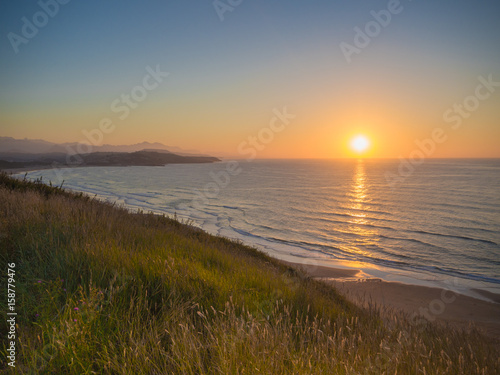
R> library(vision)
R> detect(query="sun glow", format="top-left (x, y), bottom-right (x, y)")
top-left (350, 135), bottom-right (370, 154)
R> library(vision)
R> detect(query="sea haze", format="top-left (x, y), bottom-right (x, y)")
top-left (19, 159), bottom-right (500, 295)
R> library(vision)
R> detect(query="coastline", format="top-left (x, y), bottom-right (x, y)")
top-left (284, 260), bottom-right (500, 341)
top-left (7, 166), bottom-right (500, 342)
top-left (1, 165), bottom-right (59, 175)
top-left (3, 170), bottom-right (499, 373)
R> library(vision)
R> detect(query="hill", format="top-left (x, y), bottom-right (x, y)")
top-left (0, 136), bottom-right (211, 157)
top-left (79, 150), bottom-right (219, 166)
top-left (0, 150), bottom-right (220, 170)
top-left (0, 173), bottom-right (498, 374)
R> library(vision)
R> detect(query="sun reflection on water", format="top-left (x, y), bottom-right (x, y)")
top-left (350, 159), bottom-right (367, 216)
top-left (346, 159), bottom-right (379, 255)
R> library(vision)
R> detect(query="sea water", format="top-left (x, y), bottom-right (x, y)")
top-left (18, 158), bottom-right (500, 298)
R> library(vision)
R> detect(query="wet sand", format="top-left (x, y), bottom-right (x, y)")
top-left (285, 261), bottom-right (500, 341)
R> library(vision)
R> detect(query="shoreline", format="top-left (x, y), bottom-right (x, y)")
top-left (285, 260), bottom-right (500, 341)
top-left (4, 171), bottom-right (499, 373)
top-left (2, 165), bottom-right (58, 175)
top-left (7, 167), bottom-right (500, 341)
top-left (1, 159), bottom-right (222, 176)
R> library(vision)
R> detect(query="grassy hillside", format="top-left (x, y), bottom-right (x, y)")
top-left (0, 172), bottom-right (498, 374)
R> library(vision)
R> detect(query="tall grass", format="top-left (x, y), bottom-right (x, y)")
top-left (0, 172), bottom-right (498, 374)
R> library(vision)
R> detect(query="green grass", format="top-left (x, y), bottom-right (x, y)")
top-left (0, 172), bottom-right (498, 374)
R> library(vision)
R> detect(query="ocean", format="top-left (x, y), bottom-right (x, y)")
top-left (18, 158), bottom-right (500, 297)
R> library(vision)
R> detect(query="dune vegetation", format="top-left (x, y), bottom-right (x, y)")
top-left (0, 172), bottom-right (498, 374)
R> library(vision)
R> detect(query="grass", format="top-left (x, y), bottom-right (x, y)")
top-left (0, 171), bottom-right (498, 374)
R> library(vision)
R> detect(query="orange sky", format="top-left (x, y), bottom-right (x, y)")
top-left (1, 2), bottom-right (499, 159)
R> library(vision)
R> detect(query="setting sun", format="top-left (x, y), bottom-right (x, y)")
top-left (350, 135), bottom-right (370, 154)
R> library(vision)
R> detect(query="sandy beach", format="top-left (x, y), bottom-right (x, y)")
top-left (7, 167), bottom-right (500, 344)
top-left (285, 261), bottom-right (500, 342)
top-left (7, 168), bottom-right (500, 343)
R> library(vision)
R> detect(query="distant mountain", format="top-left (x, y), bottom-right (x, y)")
top-left (0, 137), bottom-right (58, 154)
top-left (0, 137), bottom-right (211, 157)
top-left (0, 152), bottom-right (68, 163)
top-left (0, 150), bottom-right (220, 170)
top-left (0, 137), bottom-right (220, 170)
top-left (79, 151), bottom-right (219, 166)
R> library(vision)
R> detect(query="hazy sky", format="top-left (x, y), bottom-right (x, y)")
top-left (1, 0), bottom-right (499, 158)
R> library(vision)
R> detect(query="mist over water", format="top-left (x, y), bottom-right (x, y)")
top-left (21, 159), bottom-right (500, 292)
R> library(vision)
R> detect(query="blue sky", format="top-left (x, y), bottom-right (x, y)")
top-left (1, 0), bottom-right (499, 157)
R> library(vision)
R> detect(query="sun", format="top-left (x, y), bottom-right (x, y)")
top-left (350, 135), bottom-right (370, 154)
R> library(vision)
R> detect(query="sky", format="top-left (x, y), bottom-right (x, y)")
top-left (0, 0), bottom-right (499, 158)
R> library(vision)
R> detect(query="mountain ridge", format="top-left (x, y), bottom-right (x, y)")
top-left (0, 138), bottom-right (220, 169)
top-left (0, 136), bottom-right (210, 157)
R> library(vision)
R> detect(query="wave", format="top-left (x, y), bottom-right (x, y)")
top-left (378, 234), bottom-right (451, 252)
top-left (228, 226), bottom-right (500, 285)
top-left (412, 230), bottom-right (498, 246)
top-left (20, 160), bottom-right (500, 291)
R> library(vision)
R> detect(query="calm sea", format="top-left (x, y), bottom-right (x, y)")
top-left (19, 159), bottom-right (500, 295)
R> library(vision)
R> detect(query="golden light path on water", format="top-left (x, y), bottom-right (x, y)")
top-left (345, 159), bottom-right (380, 259)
